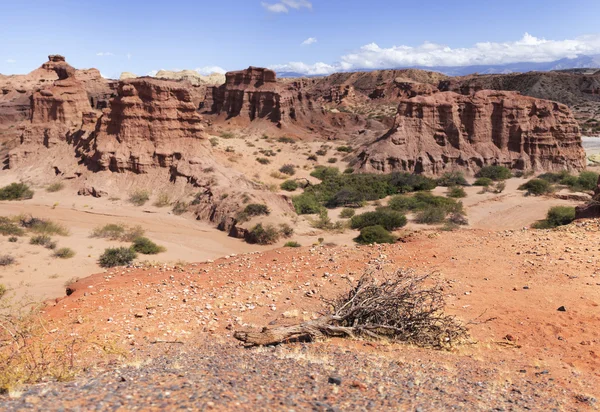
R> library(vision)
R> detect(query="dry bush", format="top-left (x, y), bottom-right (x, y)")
top-left (235, 268), bottom-right (469, 350)
top-left (19, 216), bottom-right (69, 236)
top-left (91, 224), bottom-right (145, 242)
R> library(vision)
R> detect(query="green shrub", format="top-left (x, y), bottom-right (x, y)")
top-left (0, 183), bottom-right (34, 201)
top-left (573, 171), bottom-right (598, 191)
top-left (307, 155), bottom-right (318, 161)
top-left (437, 172), bottom-right (468, 187)
top-left (476, 166), bottom-right (512, 181)
top-left (344, 168), bottom-right (354, 174)
top-left (518, 179), bottom-right (553, 196)
top-left (172, 201), bottom-right (189, 215)
top-left (98, 247), bottom-right (137, 268)
top-left (53, 247), bottom-right (75, 259)
top-left (0, 217), bottom-right (25, 236)
top-left (279, 164), bottom-right (296, 176)
top-left (21, 217), bottom-right (69, 236)
top-left (46, 182), bottom-right (64, 193)
top-left (91, 223), bottom-right (126, 240)
top-left (315, 149), bottom-right (328, 156)
top-left (277, 136), bottom-right (296, 144)
top-left (244, 204), bottom-right (270, 217)
top-left (29, 235), bottom-right (56, 249)
top-left (538, 171), bottom-right (571, 183)
top-left (280, 180), bottom-right (299, 191)
top-left (447, 186), bottom-right (467, 198)
top-left (279, 223), bottom-right (294, 238)
top-left (0, 284), bottom-right (6, 299)
top-left (284, 241), bottom-right (301, 248)
top-left (310, 166), bottom-right (340, 180)
top-left (0, 255), bottom-right (15, 266)
top-left (8, 236), bottom-right (17, 243)
top-left (121, 225), bottom-right (145, 242)
top-left (354, 225), bottom-right (396, 245)
top-left (340, 208), bottom-right (356, 219)
top-left (153, 193), bottom-right (171, 207)
top-left (415, 207), bottom-right (447, 225)
top-left (256, 157), bottom-right (271, 165)
top-left (388, 192), bottom-right (462, 214)
top-left (131, 237), bottom-right (165, 254)
top-left (351, 210), bottom-right (407, 231)
top-left (336, 146), bottom-right (353, 153)
top-left (246, 224), bottom-right (280, 245)
top-left (473, 177), bottom-right (493, 187)
top-left (220, 132), bottom-right (236, 139)
top-left (292, 193), bottom-right (323, 215)
top-left (327, 157), bottom-right (338, 164)
top-left (129, 190), bottom-right (150, 206)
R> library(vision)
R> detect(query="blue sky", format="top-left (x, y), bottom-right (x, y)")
top-left (1, 0), bottom-right (600, 78)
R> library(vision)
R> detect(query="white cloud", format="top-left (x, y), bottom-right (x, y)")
top-left (262, 0), bottom-right (312, 13)
top-left (272, 33), bottom-right (600, 75)
top-left (96, 52), bottom-right (114, 57)
top-left (301, 37), bottom-right (317, 46)
top-left (6, 59), bottom-right (16, 64)
top-left (195, 66), bottom-right (227, 75)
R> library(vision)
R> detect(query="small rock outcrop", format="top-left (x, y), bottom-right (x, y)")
top-left (358, 90), bottom-right (586, 175)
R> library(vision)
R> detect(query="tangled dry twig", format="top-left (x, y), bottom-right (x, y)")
top-left (234, 268), bottom-right (469, 350)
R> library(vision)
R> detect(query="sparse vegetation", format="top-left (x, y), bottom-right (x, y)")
top-left (8, 236), bottom-right (17, 243)
top-left (131, 237), bottom-right (166, 254)
top-left (279, 223), bottom-right (294, 238)
top-left (0, 284), bottom-right (6, 299)
top-left (351, 210), bottom-right (407, 231)
top-left (29, 235), bottom-right (57, 249)
top-left (220, 132), bottom-right (236, 139)
top-left (128, 190), bottom-right (150, 206)
top-left (476, 166), bottom-right (512, 181)
top-left (91, 224), bottom-right (145, 242)
top-left (415, 207), bottom-right (447, 225)
top-left (315, 149), bottom-right (328, 156)
top-left (209, 137), bottom-right (219, 147)
top-left (46, 182), bottom-right (65, 193)
top-left (20, 217), bottom-right (69, 236)
top-left (256, 157), bottom-right (271, 165)
top-left (279, 164), bottom-right (296, 176)
top-left (473, 177), bottom-right (493, 187)
top-left (354, 225), bottom-right (396, 245)
top-left (307, 154), bottom-right (318, 161)
top-left (518, 179), bottom-right (553, 196)
top-left (98, 247), bottom-right (137, 268)
top-left (171, 201), bottom-right (189, 215)
top-left (538, 170), bottom-right (599, 192)
top-left (246, 223), bottom-right (280, 245)
top-left (153, 193), bottom-right (171, 207)
top-left (336, 146), bottom-right (353, 153)
top-left (447, 186), bottom-right (467, 198)
top-left (53, 247), bottom-right (75, 259)
top-left (532, 206), bottom-right (576, 229)
top-left (280, 180), bottom-right (299, 191)
top-left (340, 208), bottom-right (356, 219)
top-left (327, 157), bottom-right (338, 164)
top-left (244, 204), bottom-right (270, 217)
top-left (284, 241), bottom-right (301, 248)
top-left (0, 255), bottom-right (15, 266)
top-left (388, 192), bottom-right (463, 214)
top-left (437, 172), bottom-right (468, 187)
top-left (277, 136), bottom-right (296, 144)
top-left (0, 183), bottom-right (34, 201)
top-left (0, 217), bottom-right (25, 237)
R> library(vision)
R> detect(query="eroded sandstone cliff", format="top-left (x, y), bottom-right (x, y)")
top-left (358, 90), bottom-right (585, 175)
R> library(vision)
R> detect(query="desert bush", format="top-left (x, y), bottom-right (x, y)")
top-left (279, 164), bottom-right (296, 176)
top-left (307, 154), bottom-right (318, 161)
top-left (292, 193), bottom-right (323, 215)
top-left (246, 224), bottom-right (280, 245)
top-left (46, 182), bottom-right (65, 193)
top-left (128, 190), bottom-right (150, 206)
top-left (0, 255), bottom-right (15, 266)
top-left (566, 171), bottom-right (598, 192)
top-left (29, 235), bottom-right (56, 249)
top-left (0, 183), bottom-right (34, 201)
top-left (473, 177), bottom-right (493, 187)
top-left (277, 136), bottom-right (296, 144)
top-left (209, 137), bottom-right (219, 147)
top-left (8, 236), bottom-right (17, 243)
top-left (244, 204), bottom-right (270, 217)
top-left (494, 182), bottom-right (506, 193)
top-left (310, 166), bottom-right (340, 180)
top-left (280, 180), bottom-right (298, 191)
top-left (91, 223), bottom-right (125, 240)
top-left (533, 206), bottom-right (576, 229)
top-left (270, 171), bottom-right (286, 180)
top-left (340, 208), bottom-right (356, 219)
top-left (354, 225), bottom-right (396, 245)
top-left (98, 247), bottom-right (137, 268)
top-left (0, 284), bottom-right (6, 299)
top-left (20, 217), bottom-right (69, 236)
top-left (279, 223), bottom-right (294, 238)
top-left (131, 237), bottom-right (165, 254)
top-left (153, 193), bottom-right (171, 207)
top-left (388, 192), bottom-right (462, 214)
top-left (336, 146), bottom-right (353, 153)
top-left (437, 172), bottom-right (468, 187)
top-left (447, 186), bottom-right (467, 198)
top-left (518, 179), bottom-right (553, 196)
top-left (120, 225), bottom-right (145, 242)
top-left (284, 241), bottom-right (301, 248)
top-left (476, 166), bottom-right (512, 181)
top-left (53, 247), bottom-right (75, 259)
top-left (538, 171), bottom-right (571, 183)
top-left (172, 201), bottom-right (189, 215)
top-left (344, 167), bottom-right (354, 174)
top-left (315, 149), bottom-right (328, 156)
top-left (351, 210), bottom-right (407, 231)
top-left (256, 157), bottom-right (271, 165)
top-left (0, 217), bottom-right (25, 236)
top-left (327, 157), bottom-right (338, 164)
top-left (447, 212), bottom-right (469, 226)
top-left (220, 132), bottom-right (236, 139)
top-left (415, 207), bottom-right (447, 224)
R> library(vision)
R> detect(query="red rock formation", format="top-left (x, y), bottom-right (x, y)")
top-left (358, 90), bottom-right (585, 175)
top-left (88, 78), bottom-right (205, 174)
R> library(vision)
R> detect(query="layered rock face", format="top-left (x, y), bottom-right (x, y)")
top-left (154, 70), bottom-right (225, 86)
top-left (359, 90), bottom-right (586, 175)
top-left (88, 78), bottom-right (205, 174)
top-left (204, 67), bottom-right (313, 125)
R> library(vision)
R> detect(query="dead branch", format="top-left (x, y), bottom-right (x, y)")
top-left (234, 268), bottom-right (469, 350)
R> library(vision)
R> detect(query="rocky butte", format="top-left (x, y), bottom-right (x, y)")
top-left (357, 90), bottom-right (586, 175)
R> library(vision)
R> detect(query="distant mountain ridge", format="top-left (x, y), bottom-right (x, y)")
top-left (276, 55), bottom-right (600, 78)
